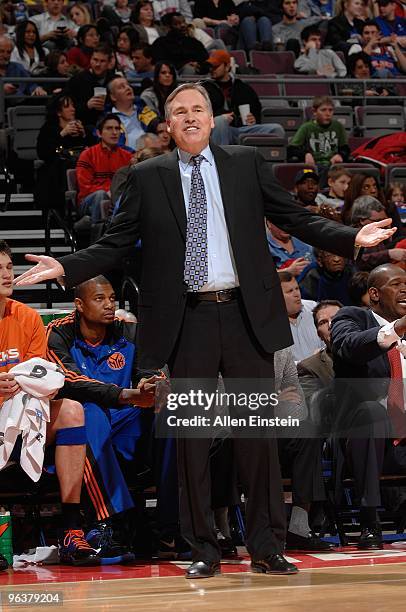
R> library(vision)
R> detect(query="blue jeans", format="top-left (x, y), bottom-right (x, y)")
top-left (239, 16), bottom-right (273, 51)
top-left (79, 189), bottom-right (109, 224)
top-left (211, 115), bottom-right (285, 145)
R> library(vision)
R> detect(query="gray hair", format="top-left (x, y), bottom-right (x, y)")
top-left (136, 132), bottom-right (160, 150)
top-left (351, 195), bottom-right (385, 226)
top-left (164, 82), bottom-right (213, 120)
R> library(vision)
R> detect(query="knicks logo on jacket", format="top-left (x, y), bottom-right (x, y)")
top-left (107, 352), bottom-right (126, 370)
top-left (0, 348), bottom-right (20, 368)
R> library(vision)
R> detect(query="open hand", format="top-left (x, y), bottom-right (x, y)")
top-left (13, 254), bottom-right (64, 287)
top-left (355, 218), bottom-right (397, 248)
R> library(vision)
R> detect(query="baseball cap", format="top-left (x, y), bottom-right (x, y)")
top-left (207, 50), bottom-right (231, 68)
top-left (294, 169), bottom-right (320, 184)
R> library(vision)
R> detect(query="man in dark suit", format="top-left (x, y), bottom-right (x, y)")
top-left (16, 83), bottom-right (395, 578)
top-left (331, 263), bottom-right (406, 549)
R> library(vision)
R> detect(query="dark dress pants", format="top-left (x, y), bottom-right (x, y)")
top-left (168, 294), bottom-right (286, 563)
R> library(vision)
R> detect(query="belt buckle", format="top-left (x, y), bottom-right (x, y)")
top-left (216, 290), bottom-right (230, 303)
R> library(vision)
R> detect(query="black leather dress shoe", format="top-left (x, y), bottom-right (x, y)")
top-left (185, 561), bottom-right (221, 579)
top-left (219, 537), bottom-right (238, 557)
top-left (286, 531), bottom-right (336, 552)
top-left (0, 553), bottom-right (8, 571)
top-left (251, 554), bottom-right (299, 575)
top-left (357, 525), bottom-right (383, 550)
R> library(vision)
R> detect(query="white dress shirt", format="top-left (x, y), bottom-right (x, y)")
top-left (178, 145), bottom-right (239, 292)
top-left (373, 311), bottom-right (406, 380)
top-left (31, 12), bottom-right (75, 37)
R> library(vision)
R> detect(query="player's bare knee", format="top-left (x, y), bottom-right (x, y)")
top-left (60, 399), bottom-right (84, 428)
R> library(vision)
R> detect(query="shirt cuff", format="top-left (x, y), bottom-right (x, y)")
top-left (377, 320), bottom-right (402, 348)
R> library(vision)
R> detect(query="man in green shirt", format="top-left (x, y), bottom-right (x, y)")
top-left (288, 96), bottom-right (350, 171)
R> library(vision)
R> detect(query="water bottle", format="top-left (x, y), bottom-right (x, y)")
top-left (15, 2), bottom-right (27, 23)
top-left (0, 509), bottom-right (13, 566)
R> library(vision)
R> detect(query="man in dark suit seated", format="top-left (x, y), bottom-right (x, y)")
top-left (331, 263), bottom-right (406, 549)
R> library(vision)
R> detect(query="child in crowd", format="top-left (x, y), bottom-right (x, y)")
top-left (288, 96), bottom-right (350, 181)
top-left (386, 182), bottom-right (406, 225)
top-left (316, 166), bottom-right (352, 210)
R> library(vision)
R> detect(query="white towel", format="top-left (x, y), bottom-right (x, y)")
top-left (0, 358), bottom-right (65, 481)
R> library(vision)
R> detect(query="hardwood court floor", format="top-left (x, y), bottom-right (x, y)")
top-left (1, 548), bottom-right (406, 611)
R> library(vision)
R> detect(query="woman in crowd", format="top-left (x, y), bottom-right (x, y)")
top-left (39, 50), bottom-right (71, 93)
top-left (337, 52), bottom-right (398, 102)
top-left (156, 119), bottom-right (174, 152)
top-left (342, 173), bottom-right (402, 232)
top-left (130, 0), bottom-right (164, 45)
top-left (11, 20), bottom-right (47, 73)
top-left (141, 62), bottom-right (177, 116)
top-left (116, 26), bottom-right (139, 72)
top-left (326, 0), bottom-right (366, 52)
top-left (69, 2), bottom-right (93, 29)
top-left (67, 24), bottom-right (100, 70)
top-left (36, 94), bottom-right (95, 210)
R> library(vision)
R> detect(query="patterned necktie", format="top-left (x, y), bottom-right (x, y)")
top-left (183, 154), bottom-right (208, 292)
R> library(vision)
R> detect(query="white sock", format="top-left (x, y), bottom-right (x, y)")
top-left (288, 506), bottom-right (311, 537)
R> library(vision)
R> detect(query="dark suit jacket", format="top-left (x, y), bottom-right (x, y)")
top-left (59, 145), bottom-right (357, 369)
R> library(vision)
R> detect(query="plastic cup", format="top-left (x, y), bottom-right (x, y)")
top-left (239, 104), bottom-right (250, 126)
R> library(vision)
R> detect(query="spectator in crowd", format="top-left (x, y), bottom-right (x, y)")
top-left (202, 49), bottom-right (285, 144)
top-left (67, 24), bottom-right (100, 70)
top-left (297, 299), bottom-right (342, 384)
top-left (76, 114), bottom-right (133, 222)
top-left (348, 270), bottom-right (370, 306)
top-left (278, 270), bottom-right (325, 362)
top-left (375, 0), bottom-right (406, 43)
top-left (31, 0), bottom-right (76, 50)
top-left (387, 182), bottom-right (406, 225)
top-left (316, 166), bottom-right (352, 210)
top-left (338, 51), bottom-right (400, 101)
top-left (0, 36), bottom-right (46, 96)
top-left (36, 94), bottom-right (96, 210)
top-left (156, 118), bottom-right (173, 151)
top-left (66, 45), bottom-right (115, 127)
top-left (0, 0), bottom-right (23, 30)
top-left (186, 21), bottom-right (227, 52)
top-left (39, 49), bottom-right (70, 94)
top-left (151, 0), bottom-right (193, 21)
top-left (193, 0), bottom-right (240, 48)
top-left (141, 61), bottom-right (177, 116)
top-left (326, 0), bottom-right (365, 53)
top-left (116, 26), bottom-right (139, 73)
top-left (127, 43), bottom-right (155, 79)
top-left (266, 219), bottom-right (313, 276)
top-left (300, 248), bottom-right (354, 304)
top-left (349, 19), bottom-right (406, 74)
top-left (274, 347), bottom-right (334, 552)
top-left (294, 25), bottom-right (347, 76)
top-left (109, 75), bottom-right (159, 150)
top-left (151, 12), bottom-right (209, 74)
top-left (331, 264), bottom-right (406, 549)
top-left (294, 169), bottom-right (320, 212)
top-left (101, 0), bottom-right (132, 28)
top-left (288, 96), bottom-right (350, 175)
top-left (11, 20), bottom-right (47, 74)
top-left (272, 0), bottom-right (321, 56)
top-left (342, 173), bottom-right (401, 228)
top-left (69, 2), bottom-right (93, 30)
top-left (131, 0), bottom-right (166, 45)
top-left (0, 240), bottom-right (99, 568)
top-left (234, 2), bottom-right (273, 52)
top-left (350, 196), bottom-right (406, 269)
top-left (46, 275), bottom-right (159, 563)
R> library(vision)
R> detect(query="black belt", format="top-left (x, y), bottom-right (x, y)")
top-left (187, 288), bottom-right (239, 303)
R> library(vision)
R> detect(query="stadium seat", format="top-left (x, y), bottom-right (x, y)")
top-left (249, 51), bottom-right (295, 74)
top-left (240, 75), bottom-right (281, 98)
top-left (272, 163), bottom-right (317, 191)
top-left (385, 163), bottom-right (406, 187)
top-left (261, 107), bottom-right (303, 136)
top-left (284, 76), bottom-right (331, 105)
top-left (230, 50), bottom-right (248, 68)
top-left (238, 135), bottom-right (287, 161)
top-left (7, 106), bottom-right (46, 162)
top-left (355, 105), bottom-right (405, 137)
top-left (348, 135), bottom-right (372, 152)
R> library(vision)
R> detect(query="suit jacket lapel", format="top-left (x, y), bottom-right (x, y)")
top-left (211, 144), bottom-right (237, 241)
top-left (158, 150), bottom-right (187, 241)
